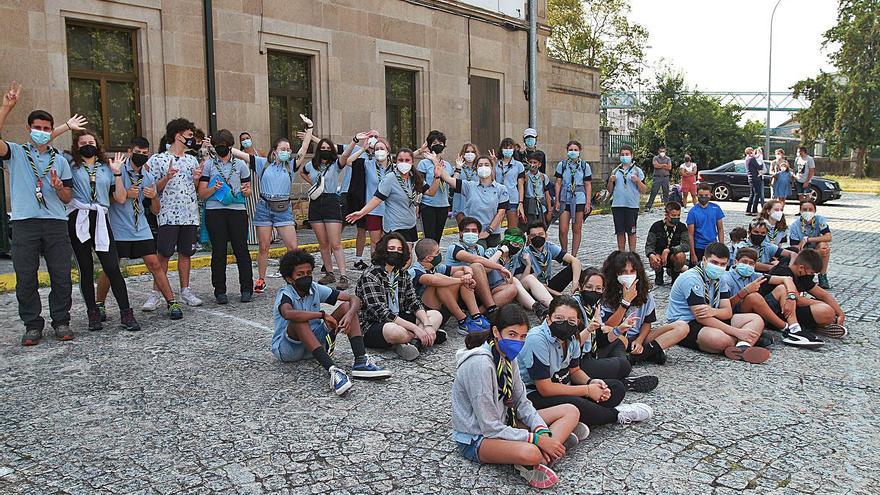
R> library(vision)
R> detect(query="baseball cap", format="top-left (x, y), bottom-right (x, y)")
top-left (523, 128), bottom-right (538, 138)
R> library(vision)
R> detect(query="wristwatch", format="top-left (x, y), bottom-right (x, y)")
top-left (352, 135), bottom-right (360, 144)
top-left (786, 293), bottom-right (797, 301)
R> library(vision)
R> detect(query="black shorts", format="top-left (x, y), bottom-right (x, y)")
top-left (363, 312), bottom-right (416, 349)
top-left (612, 207), bottom-right (639, 235)
top-left (681, 318), bottom-right (731, 350)
top-left (308, 193), bottom-right (344, 223)
top-left (764, 293), bottom-right (817, 328)
top-left (116, 239), bottom-right (157, 260)
top-left (157, 225), bottom-right (198, 258)
top-left (476, 233), bottom-right (501, 249)
top-left (390, 226), bottom-right (418, 243)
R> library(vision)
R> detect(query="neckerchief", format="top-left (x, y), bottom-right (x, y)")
top-left (462, 165), bottom-right (476, 182)
top-left (23, 145), bottom-right (58, 208)
top-left (528, 172), bottom-right (543, 197)
top-left (768, 223), bottom-right (784, 242)
top-left (82, 162), bottom-right (99, 202)
top-left (664, 224), bottom-right (677, 249)
top-left (528, 244), bottom-right (551, 282)
top-left (566, 160), bottom-right (581, 195)
top-left (498, 160), bottom-right (513, 183)
top-left (488, 340), bottom-right (516, 426)
top-left (615, 165), bottom-right (631, 188)
top-left (799, 217), bottom-right (820, 238)
top-left (576, 292), bottom-right (600, 356)
top-left (127, 165), bottom-right (144, 229)
top-left (375, 160), bottom-right (389, 184)
top-left (395, 172), bottom-right (417, 206)
top-left (694, 266), bottom-right (721, 308)
top-left (214, 157), bottom-right (236, 188)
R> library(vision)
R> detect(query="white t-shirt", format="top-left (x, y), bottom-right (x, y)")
top-left (679, 162), bottom-right (697, 176)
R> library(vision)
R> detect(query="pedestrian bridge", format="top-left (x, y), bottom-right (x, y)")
top-left (601, 91), bottom-right (809, 112)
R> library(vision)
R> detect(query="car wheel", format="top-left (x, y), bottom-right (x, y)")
top-left (809, 186), bottom-right (821, 204)
top-left (712, 183), bottom-right (731, 201)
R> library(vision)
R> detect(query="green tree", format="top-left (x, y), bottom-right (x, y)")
top-left (546, 0), bottom-right (649, 93)
top-left (792, 0), bottom-right (879, 177)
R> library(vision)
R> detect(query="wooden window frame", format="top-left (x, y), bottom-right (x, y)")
top-left (385, 68), bottom-right (418, 151)
top-left (267, 51), bottom-right (313, 144)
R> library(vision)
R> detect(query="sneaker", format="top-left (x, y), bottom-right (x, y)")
top-left (268, 270), bottom-right (283, 279)
top-left (167, 301), bottom-right (184, 320)
top-left (240, 292), bottom-right (253, 303)
top-left (120, 308), bottom-right (141, 332)
top-left (755, 333), bottom-right (774, 348)
top-left (180, 287), bottom-right (203, 307)
top-left (351, 355), bottom-right (392, 380)
top-left (328, 366), bottom-right (352, 396)
top-left (514, 464), bottom-right (558, 489)
top-left (21, 327), bottom-right (43, 346)
top-left (319, 271), bottom-right (336, 285)
top-left (215, 293), bottom-right (229, 305)
top-left (723, 343), bottom-right (771, 364)
top-left (353, 259), bottom-right (369, 270)
top-left (53, 324), bottom-right (74, 341)
top-left (254, 278), bottom-right (267, 294)
top-left (652, 347), bottom-right (668, 365)
top-left (142, 291), bottom-right (163, 311)
top-left (782, 328), bottom-right (825, 349)
top-left (473, 314), bottom-right (491, 330)
top-left (616, 403), bottom-right (654, 424)
top-left (623, 375), bottom-right (659, 393)
top-left (815, 323), bottom-right (847, 339)
top-left (88, 308), bottom-right (103, 331)
top-left (654, 270), bottom-right (664, 287)
top-left (394, 342), bottom-right (420, 361)
top-left (563, 432), bottom-right (579, 450)
top-left (817, 273), bottom-right (831, 290)
top-left (458, 316), bottom-right (484, 336)
top-left (96, 301), bottom-right (108, 322)
top-left (336, 275), bottom-right (350, 291)
top-left (435, 329), bottom-right (448, 345)
top-left (572, 422), bottom-right (590, 442)
top-left (532, 301), bottom-right (548, 319)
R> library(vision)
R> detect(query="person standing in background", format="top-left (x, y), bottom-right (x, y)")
top-left (794, 146), bottom-right (816, 202)
top-left (678, 154), bottom-right (698, 208)
top-left (645, 146), bottom-right (671, 212)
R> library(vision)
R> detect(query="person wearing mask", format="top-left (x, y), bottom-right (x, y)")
top-left (452, 143), bottom-right (480, 224)
top-left (678, 154), bottom-right (698, 208)
top-left (150, 118), bottom-right (205, 307)
top-left (438, 155), bottom-right (509, 248)
top-left (771, 156), bottom-right (794, 203)
top-left (451, 304), bottom-right (582, 489)
top-left (513, 127), bottom-right (547, 175)
top-left (645, 201), bottom-right (690, 286)
top-left (687, 183), bottom-right (725, 264)
top-left (732, 218), bottom-right (793, 273)
top-left (300, 137), bottom-right (352, 290)
top-left (794, 146), bottom-right (815, 202)
top-left (759, 199), bottom-right (788, 245)
top-left (347, 136), bottom-right (389, 270)
top-left (769, 148), bottom-right (788, 175)
top-left (553, 141), bottom-right (592, 257)
top-left (272, 249), bottom-right (390, 397)
top-left (485, 228), bottom-right (552, 317)
top-left (608, 145), bottom-right (647, 252)
top-left (523, 153), bottom-right (552, 227)
top-left (666, 242), bottom-right (770, 363)
top-left (788, 200), bottom-right (833, 289)
top-left (645, 146), bottom-right (671, 212)
top-left (524, 221), bottom-right (582, 295)
top-left (518, 296), bottom-right (654, 428)
top-left (97, 137), bottom-right (181, 320)
top-left (197, 129), bottom-right (253, 303)
top-left (496, 137), bottom-right (526, 229)
top-left (417, 130), bottom-right (454, 242)
top-left (744, 147), bottom-right (763, 216)
top-left (238, 132), bottom-right (264, 157)
top-left (355, 233), bottom-right (446, 361)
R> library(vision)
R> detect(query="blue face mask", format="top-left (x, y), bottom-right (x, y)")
top-left (241, 139), bottom-right (252, 149)
top-left (567, 150), bottom-right (580, 160)
top-left (703, 262), bottom-right (726, 280)
top-left (461, 232), bottom-right (479, 247)
top-left (735, 263), bottom-right (755, 278)
top-left (524, 137), bottom-right (537, 147)
top-left (277, 150), bottom-right (291, 162)
top-left (30, 129), bottom-right (51, 145)
top-left (501, 148), bottom-right (514, 159)
top-left (619, 155), bottom-right (632, 164)
top-left (497, 338), bottom-right (525, 360)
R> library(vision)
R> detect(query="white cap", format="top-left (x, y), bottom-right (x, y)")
top-left (523, 128), bottom-right (538, 138)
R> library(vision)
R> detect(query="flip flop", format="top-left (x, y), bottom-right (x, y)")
top-left (724, 345), bottom-right (771, 364)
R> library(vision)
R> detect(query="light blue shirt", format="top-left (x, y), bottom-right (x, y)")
top-left (2, 142), bottom-right (74, 222)
top-left (272, 282), bottom-right (338, 354)
top-left (70, 161), bottom-right (114, 208)
top-left (452, 165), bottom-right (479, 214)
top-left (788, 214), bottom-right (830, 243)
top-left (554, 160), bottom-right (593, 205)
top-left (364, 158), bottom-right (392, 217)
top-left (600, 294), bottom-right (657, 340)
top-left (408, 262), bottom-right (452, 297)
top-left (375, 171), bottom-right (423, 232)
top-left (457, 180), bottom-right (509, 234)
top-left (495, 159), bottom-right (525, 205)
top-left (253, 156), bottom-right (294, 199)
top-left (417, 158), bottom-right (453, 208)
top-left (733, 239), bottom-right (783, 266)
top-left (524, 170), bottom-right (550, 199)
top-left (610, 164), bottom-right (645, 208)
top-left (525, 241), bottom-right (566, 284)
top-left (108, 161), bottom-right (156, 241)
top-left (304, 159), bottom-right (347, 194)
top-left (721, 270), bottom-right (760, 297)
top-left (518, 321), bottom-right (583, 393)
top-left (201, 156), bottom-right (250, 210)
top-left (666, 268), bottom-right (730, 323)
top-left (446, 242), bottom-right (486, 267)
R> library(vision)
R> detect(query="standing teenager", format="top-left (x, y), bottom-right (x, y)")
top-left (238, 131), bottom-right (264, 157)
top-left (794, 146), bottom-right (815, 202)
top-left (343, 134), bottom-right (384, 270)
top-left (452, 142), bottom-right (480, 223)
top-left (417, 130), bottom-right (454, 242)
top-left (687, 183), bottom-right (725, 264)
top-left (523, 153), bottom-right (552, 227)
top-left (496, 137), bottom-right (526, 229)
top-left (744, 147), bottom-right (764, 216)
top-left (608, 145), bottom-right (647, 252)
top-left (439, 155), bottom-right (509, 248)
top-left (554, 141), bottom-right (592, 256)
top-left (679, 154), bottom-right (698, 208)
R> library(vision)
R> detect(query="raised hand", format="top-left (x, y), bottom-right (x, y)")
top-left (488, 149), bottom-right (497, 163)
top-left (455, 155), bottom-right (465, 170)
top-left (622, 277), bottom-right (638, 302)
top-left (109, 152), bottom-right (124, 174)
top-left (49, 169), bottom-right (64, 190)
top-left (2, 80), bottom-right (21, 108)
top-left (424, 151), bottom-right (439, 165)
top-left (66, 114), bottom-right (88, 131)
top-left (355, 131), bottom-right (369, 142)
top-left (299, 114), bottom-right (313, 128)
top-left (166, 166), bottom-right (179, 180)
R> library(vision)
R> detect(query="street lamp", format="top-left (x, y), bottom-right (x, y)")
top-left (766, 0), bottom-right (783, 155)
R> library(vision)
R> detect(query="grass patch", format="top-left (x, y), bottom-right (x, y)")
top-left (824, 175), bottom-right (880, 193)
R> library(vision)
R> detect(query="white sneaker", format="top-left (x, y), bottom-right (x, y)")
top-left (180, 287), bottom-right (203, 306)
top-left (268, 270), bottom-right (283, 279)
top-left (572, 422), bottom-right (590, 442)
top-left (394, 343), bottom-right (420, 361)
top-left (616, 403), bottom-right (654, 424)
top-left (142, 291), bottom-right (162, 311)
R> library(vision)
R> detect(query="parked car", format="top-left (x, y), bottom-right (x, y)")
top-left (696, 160), bottom-right (842, 204)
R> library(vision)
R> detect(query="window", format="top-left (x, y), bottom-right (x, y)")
top-left (469, 76), bottom-right (500, 156)
top-left (385, 68), bottom-right (417, 151)
top-left (268, 52), bottom-right (312, 148)
top-left (66, 22), bottom-right (140, 151)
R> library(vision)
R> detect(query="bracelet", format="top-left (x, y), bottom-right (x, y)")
top-left (528, 432), bottom-right (540, 445)
top-left (114, 173), bottom-right (122, 177)
top-left (535, 427), bottom-right (552, 438)
top-left (486, 227), bottom-right (494, 234)
top-left (620, 300), bottom-right (631, 309)
top-left (320, 310), bottom-right (326, 319)
top-left (586, 378), bottom-right (594, 385)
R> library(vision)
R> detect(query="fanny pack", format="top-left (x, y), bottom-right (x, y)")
top-left (261, 195), bottom-right (291, 212)
top-left (209, 177), bottom-right (247, 206)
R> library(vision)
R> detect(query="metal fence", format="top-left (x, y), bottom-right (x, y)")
top-left (606, 133), bottom-right (637, 157)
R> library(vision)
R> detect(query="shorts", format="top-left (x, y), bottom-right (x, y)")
top-left (364, 312), bottom-right (416, 349)
top-left (612, 207), bottom-right (639, 235)
top-left (390, 226), bottom-right (418, 243)
top-left (116, 239), bottom-right (157, 260)
top-left (559, 202), bottom-right (586, 215)
top-left (457, 435), bottom-right (485, 463)
top-left (681, 318), bottom-right (731, 350)
top-left (253, 200), bottom-right (296, 228)
top-left (157, 224), bottom-right (198, 258)
top-left (506, 202), bottom-right (519, 211)
top-left (680, 178), bottom-right (697, 194)
top-left (308, 194), bottom-right (344, 223)
top-left (476, 233), bottom-right (501, 249)
top-left (764, 293), bottom-right (817, 329)
top-left (364, 214), bottom-right (383, 232)
top-left (794, 181), bottom-right (807, 194)
top-left (271, 323), bottom-right (330, 362)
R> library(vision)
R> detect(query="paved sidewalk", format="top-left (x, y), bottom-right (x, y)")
top-left (0, 194), bottom-right (878, 494)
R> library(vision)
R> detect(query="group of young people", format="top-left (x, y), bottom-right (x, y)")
top-left (1, 79), bottom-right (848, 489)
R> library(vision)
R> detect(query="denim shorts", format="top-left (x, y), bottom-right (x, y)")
top-left (271, 324), bottom-right (329, 362)
top-left (253, 200), bottom-right (295, 228)
top-left (456, 435), bottom-right (484, 463)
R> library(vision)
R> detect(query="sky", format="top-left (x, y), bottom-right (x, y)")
top-left (628, 0), bottom-right (839, 125)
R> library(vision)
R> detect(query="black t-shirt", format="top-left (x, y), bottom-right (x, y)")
top-left (761, 264), bottom-right (816, 296)
top-left (648, 220), bottom-right (687, 252)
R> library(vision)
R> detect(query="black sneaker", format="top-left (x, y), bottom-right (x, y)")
top-left (21, 327), bottom-right (42, 346)
top-left (353, 259), bottom-right (369, 271)
top-left (167, 301), bottom-right (184, 320)
top-left (53, 324), bottom-right (74, 341)
top-left (120, 308), bottom-right (141, 332)
top-left (435, 329), bottom-right (448, 345)
top-left (623, 375), bottom-right (659, 393)
top-left (215, 293), bottom-right (229, 305)
top-left (755, 333), bottom-right (774, 348)
top-left (240, 292), bottom-right (253, 303)
top-left (88, 308), bottom-right (103, 331)
top-left (532, 301), bottom-right (548, 318)
top-left (782, 329), bottom-right (824, 349)
top-left (96, 301), bottom-right (108, 322)
top-left (654, 270), bottom-right (663, 287)
top-left (817, 273), bottom-right (831, 290)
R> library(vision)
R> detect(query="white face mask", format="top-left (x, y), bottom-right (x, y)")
top-left (463, 152), bottom-right (476, 163)
top-left (374, 149), bottom-right (388, 161)
top-left (770, 210), bottom-right (784, 221)
top-left (801, 211), bottom-right (815, 222)
top-left (477, 166), bottom-right (492, 179)
top-left (617, 274), bottom-right (637, 289)
top-left (396, 162), bottom-right (412, 174)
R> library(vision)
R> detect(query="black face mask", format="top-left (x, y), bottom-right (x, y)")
top-left (549, 321), bottom-right (579, 341)
top-left (698, 196), bottom-right (710, 205)
top-left (319, 150), bottom-right (335, 162)
top-left (507, 244), bottom-right (522, 256)
top-left (430, 144), bottom-right (445, 154)
top-left (131, 153), bottom-right (149, 167)
top-left (293, 275), bottom-right (312, 292)
top-left (78, 144), bottom-right (98, 159)
top-left (750, 234), bottom-right (766, 246)
top-left (214, 145), bottom-right (230, 157)
top-left (580, 290), bottom-right (603, 309)
top-left (386, 252), bottom-right (406, 268)
top-left (530, 236), bottom-right (546, 249)
top-left (183, 136), bottom-right (199, 150)
top-left (185, 150), bottom-right (198, 157)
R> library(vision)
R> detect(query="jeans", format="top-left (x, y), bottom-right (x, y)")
top-left (11, 219), bottom-right (72, 329)
top-left (206, 209), bottom-right (254, 295)
top-left (527, 379), bottom-right (626, 426)
top-left (746, 179), bottom-right (763, 213)
top-left (420, 205), bottom-right (449, 243)
top-left (68, 211), bottom-right (130, 313)
top-left (646, 175), bottom-right (670, 209)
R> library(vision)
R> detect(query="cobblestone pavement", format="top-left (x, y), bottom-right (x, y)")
top-left (1, 194), bottom-right (878, 494)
